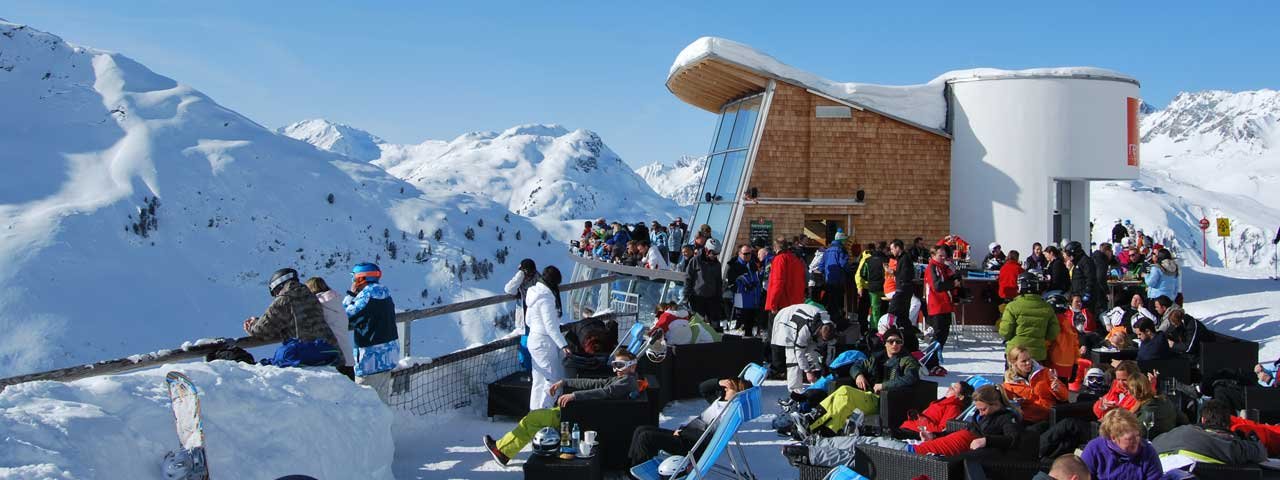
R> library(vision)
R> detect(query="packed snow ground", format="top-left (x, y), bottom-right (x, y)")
top-left (0, 361), bottom-right (394, 480)
top-left (389, 264), bottom-right (1280, 479)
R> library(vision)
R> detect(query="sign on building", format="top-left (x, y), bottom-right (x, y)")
top-left (749, 219), bottom-right (773, 247)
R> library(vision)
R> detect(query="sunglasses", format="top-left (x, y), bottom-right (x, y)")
top-left (885, 338), bottom-right (904, 345)
top-left (610, 359), bottom-right (637, 370)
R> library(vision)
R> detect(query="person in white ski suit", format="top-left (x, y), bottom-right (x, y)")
top-left (525, 265), bottom-right (571, 410)
top-left (770, 302), bottom-right (836, 393)
top-left (504, 259), bottom-right (541, 372)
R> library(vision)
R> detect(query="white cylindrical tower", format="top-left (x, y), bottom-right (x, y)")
top-left (947, 71), bottom-right (1141, 258)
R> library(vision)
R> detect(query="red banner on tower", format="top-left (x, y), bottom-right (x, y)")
top-left (1127, 97), bottom-right (1140, 167)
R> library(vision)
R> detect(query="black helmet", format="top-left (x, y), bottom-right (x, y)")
top-left (1016, 272), bottom-right (1042, 295)
top-left (1065, 241), bottom-right (1086, 259)
top-left (1045, 293), bottom-right (1069, 313)
top-left (269, 268), bottom-right (298, 295)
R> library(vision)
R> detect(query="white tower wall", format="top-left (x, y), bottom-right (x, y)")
top-left (948, 75), bottom-right (1140, 258)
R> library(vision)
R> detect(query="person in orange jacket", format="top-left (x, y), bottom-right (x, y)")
top-left (900, 381), bottom-right (975, 435)
top-left (1003, 345), bottom-right (1068, 423)
top-left (1093, 361), bottom-right (1143, 419)
top-left (997, 250), bottom-right (1024, 301)
top-left (1047, 294), bottom-right (1082, 382)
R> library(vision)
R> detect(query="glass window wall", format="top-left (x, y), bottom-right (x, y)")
top-left (689, 93), bottom-right (765, 250)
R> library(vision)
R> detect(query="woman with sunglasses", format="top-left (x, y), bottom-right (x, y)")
top-left (483, 350), bottom-right (641, 466)
top-left (628, 378), bottom-right (753, 466)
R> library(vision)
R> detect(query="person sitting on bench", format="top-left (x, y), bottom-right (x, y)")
top-left (1152, 398), bottom-right (1266, 466)
top-left (1003, 345), bottom-right (1069, 424)
top-left (782, 328), bottom-right (919, 438)
top-left (899, 380), bottom-right (975, 437)
top-left (1134, 317), bottom-right (1175, 362)
top-left (483, 350), bottom-right (640, 466)
top-left (784, 384), bottom-right (1025, 467)
top-left (627, 378), bottom-right (753, 466)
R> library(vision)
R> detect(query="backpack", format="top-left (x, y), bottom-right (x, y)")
top-left (263, 338), bottom-right (341, 367)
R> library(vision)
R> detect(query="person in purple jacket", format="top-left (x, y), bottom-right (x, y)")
top-left (1081, 408), bottom-right (1162, 480)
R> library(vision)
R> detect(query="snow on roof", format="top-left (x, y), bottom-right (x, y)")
top-left (669, 36), bottom-right (1137, 131)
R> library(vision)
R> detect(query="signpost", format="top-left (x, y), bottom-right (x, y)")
top-left (1198, 218), bottom-right (1210, 265)
top-left (1216, 218), bottom-right (1231, 267)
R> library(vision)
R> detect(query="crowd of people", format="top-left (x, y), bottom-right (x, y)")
top-left (236, 262), bottom-right (402, 402)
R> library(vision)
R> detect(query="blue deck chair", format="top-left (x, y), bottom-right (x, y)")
top-left (617, 322), bottom-right (650, 356)
top-left (957, 375), bottom-right (995, 421)
top-left (823, 465), bottom-right (870, 480)
top-left (739, 363), bottom-right (767, 387)
top-left (631, 386), bottom-right (761, 480)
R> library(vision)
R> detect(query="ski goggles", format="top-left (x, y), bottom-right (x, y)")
top-left (610, 359), bottom-right (637, 371)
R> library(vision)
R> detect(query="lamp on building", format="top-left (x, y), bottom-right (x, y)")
top-left (747, 187), bottom-right (759, 200)
top-left (855, 187), bottom-right (865, 203)
top-left (704, 192), bottom-right (713, 203)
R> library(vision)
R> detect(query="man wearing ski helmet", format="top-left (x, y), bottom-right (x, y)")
top-left (244, 267), bottom-right (339, 358)
top-left (343, 262), bottom-right (400, 401)
top-left (998, 272), bottom-right (1059, 362)
top-left (770, 297), bottom-right (837, 393)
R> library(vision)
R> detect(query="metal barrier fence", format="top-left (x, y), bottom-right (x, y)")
top-left (0, 275), bottom-right (622, 391)
top-left (385, 310), bottom-right (639, 416)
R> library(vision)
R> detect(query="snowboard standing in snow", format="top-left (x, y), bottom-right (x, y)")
top-left (163, 371), bottom-right (210, 480)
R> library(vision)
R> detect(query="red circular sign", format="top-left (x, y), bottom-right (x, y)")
top-left (1199, 218), bottom-right (1210, 230)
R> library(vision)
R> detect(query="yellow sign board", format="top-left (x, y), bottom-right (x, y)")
top-left (1216, 218), bottom-right (1231, 237)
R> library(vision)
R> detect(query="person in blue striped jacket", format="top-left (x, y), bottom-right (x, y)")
top-left (344, 262), bottom-right (400, 402)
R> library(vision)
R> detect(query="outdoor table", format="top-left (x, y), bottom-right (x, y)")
top-left (1089, 347), bottom-right (1137, 366)
top-left (523, 451), bottom-right (603, 480)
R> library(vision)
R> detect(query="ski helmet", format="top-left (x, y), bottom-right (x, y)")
top-left (1084, 368), bottom-right (1108, 393)
top-left (1065, 241), bottom-right (1086, 259)
top-left (269, 268), bottom-right (299, 295)
top-left (531, 427), bottom-right (561, 456)
top-left (658, 455), bottom-right (691, 479)
top-left (1016, 272), bottom-right (1042, 295)
top-left (352, 262), bottom-right (382, 283)
top-left (1045, 293), bottom-right (1069, 313)
top-left (645, 335), bottom-right (668, 363)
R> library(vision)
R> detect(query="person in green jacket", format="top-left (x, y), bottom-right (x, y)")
top-left (999, 272), bottom-right (1059, 361)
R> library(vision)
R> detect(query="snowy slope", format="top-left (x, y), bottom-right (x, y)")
top-left (276, 118), bottom-right (384, 162)
top-left (282, 121), bottom-right (685, 223)
top-left (1093, 89), bottom-right (1280, 271)
top-left (0, 361), bottom-right (394, 479)
top-left (634, 155), bottom-right (707, 207)
top-left (0, 20), bottom-right (566, 378)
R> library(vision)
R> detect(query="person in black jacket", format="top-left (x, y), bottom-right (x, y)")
top-left (967, 384), bottom-right (1026, 456)
top-left (1111, 220), bottom-right (1129, 244)
top-left (1044, 246), bottom-right (1071, 294)
top-left (1090, 243), bottom-right (1116, 307)
top-left (1134, 317), bottom-right (1175, 361)
top-left (887, 239), bottom-right (919, 351)
top-left (861, 243), bottom-right (889, 325)
top-left (684, 238), bottom-right (726, 331)
top-left (628, 378), bottom-right (753, 465)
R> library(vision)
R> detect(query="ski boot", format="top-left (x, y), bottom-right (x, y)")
top-left (782, 444), bottom-right (810, 467)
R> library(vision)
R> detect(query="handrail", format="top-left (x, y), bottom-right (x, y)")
top-left (0, 274), bottom-right (624, 390)
top-left (567, 254), bottom-right (687, 282)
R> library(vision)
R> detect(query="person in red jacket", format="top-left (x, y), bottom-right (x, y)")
top-left (997, 250), bottom-right (1024, 301)
top-left (923, 246), bottom-right (961, 375)
top-left (1094, 361), bottom-right (1143, 419)
top-left (901, 381), bottom-right (974, 435)
top-left (766, 237), bottom-right (807, 314)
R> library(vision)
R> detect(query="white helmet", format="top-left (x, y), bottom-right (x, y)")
top-left (658, 455), bottom-right (691, 479)
top-left (988, 242), bottom-right (1000, 251)
top-left (532, 427), bottom-right (561, 456)
top-left (646, 335), bottom-right (668, 363)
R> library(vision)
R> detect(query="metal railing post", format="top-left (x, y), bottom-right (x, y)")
top-left (398, 320), bottom-right (412, 358)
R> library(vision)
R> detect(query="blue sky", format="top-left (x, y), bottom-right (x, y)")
top-left (7, 1), bottom-right (1277, 167)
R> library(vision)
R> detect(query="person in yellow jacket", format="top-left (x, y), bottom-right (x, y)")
top-left (853, 244), bottom-right (874, 335)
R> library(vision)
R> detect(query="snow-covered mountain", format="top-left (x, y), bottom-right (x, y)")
top-left (634, 155), bottom-right (707, 207)
top-left (0, 20), bottom-right (566, 377)
top-left (1093, 89), bottom-right (1280, 271)
top-left (276, 119), bottom-right (384, 162)
top-left (281, 121), bottom-right (685, 226)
